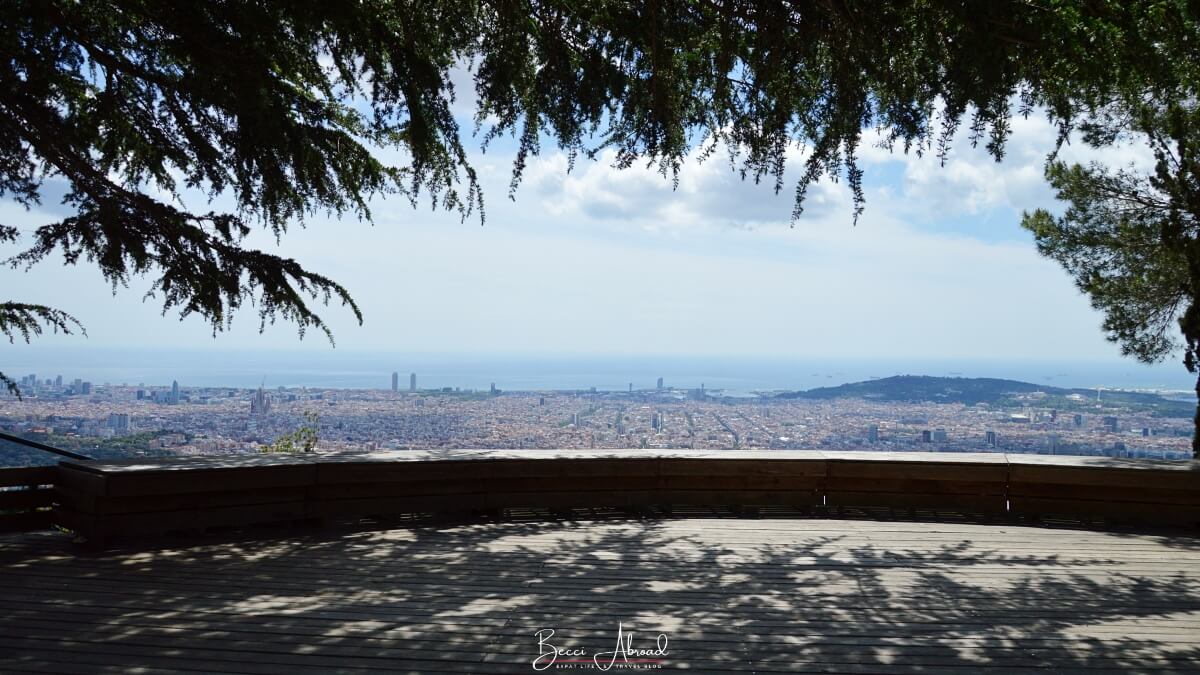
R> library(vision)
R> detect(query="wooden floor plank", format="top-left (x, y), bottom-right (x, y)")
top-left (2, 518), bottom-right (1199, 673)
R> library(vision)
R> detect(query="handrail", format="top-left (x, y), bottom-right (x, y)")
top-left (0, 431), bottom-right (92, 461)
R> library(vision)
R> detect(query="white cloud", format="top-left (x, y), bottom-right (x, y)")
top-left (521, 144), bottom-right (851, 235)
top-left (0, 102), bottom-right (1171, 364)
top-left (859, 109), bottom-right (1158, 222)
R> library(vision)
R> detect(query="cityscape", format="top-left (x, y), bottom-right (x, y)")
top-left (1, 369), bottom-right (1193, 465)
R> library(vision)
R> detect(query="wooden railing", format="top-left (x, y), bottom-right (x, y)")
top-left (0, 465), bottom-right (58, 533)
top-left (40, 450), bottom-right (1200, 546)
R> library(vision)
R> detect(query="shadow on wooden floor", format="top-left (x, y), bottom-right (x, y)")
top-left (1, 516), bottom-right (1199, 673)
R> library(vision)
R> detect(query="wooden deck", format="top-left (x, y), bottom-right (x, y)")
top-left (2, 517), bottom-right (1200, 673)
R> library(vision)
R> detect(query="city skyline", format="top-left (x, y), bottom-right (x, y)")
top-left (3, 351), bottom-right (1194, 394)
top-left (3, 378), bottom-right (1189, 464)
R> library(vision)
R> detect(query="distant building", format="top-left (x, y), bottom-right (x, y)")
top-left (628, 383), bottom-right (633, 393)
top-left (921, 429), bottom-right (932, 443)
top-left (1073, 414), bottom-right (1083, 427)
top-left (985, 430), bottom-right (998, 447)
top-left (1142, 427), bottom-right (1151, 437)
top-left (656, 377), bottom-right (664, 390)
top-left (251, 386), bottom-right (272, 415)
top-left (54, 375), bottom-right (62, 387)
top-left (1102, 416), bottom-right (1119, 432)
top-left (391, 372), bottom-right (398, 392)
top-left (410, 373), bottom-right (417, 392)
top-left (80, 381), bottom-right (92, 395)
top-left (170, 380), bottom-right (180, 405)
top-left (490, 382), bottom-right (498, 395)
top-left (932, 428), bottom-right (947, 443)
top-left (136, 389), bottom-right (145, 400)
top-left (867, 425), bottom-right (879, 443)
top-left (107, 413), bottom-right (130, 433)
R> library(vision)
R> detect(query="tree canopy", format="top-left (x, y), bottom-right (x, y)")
top-left (2, 1), bottom-right (1199, 414)
top-left (1023, 102), bottom-right (1200, 455)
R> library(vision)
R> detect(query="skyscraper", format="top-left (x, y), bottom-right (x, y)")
top-left (170, 380), bottom-right (180, 405)
top-left (656, 377), bottom-right (664, 390)
top-left (54, 375), bottom-right (62, 387)
top-left (410, 372), bottom-right (417, 392)
top-left (391, 372), bottom-right (398, 392)
top-left (867, 425), bottom-right (879, 443)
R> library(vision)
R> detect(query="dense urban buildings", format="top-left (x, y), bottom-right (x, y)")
top-left (1, 376), bottom-right (1193, 464)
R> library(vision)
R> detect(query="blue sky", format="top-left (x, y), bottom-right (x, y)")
top-left (0, 97), bottom-right (1168, 365)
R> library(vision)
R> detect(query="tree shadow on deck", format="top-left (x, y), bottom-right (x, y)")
top-left (1, 517), bottom-right (1198, 673)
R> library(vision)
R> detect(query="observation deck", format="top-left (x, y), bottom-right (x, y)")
top-left (0, 449), bottom-right (1198, 672)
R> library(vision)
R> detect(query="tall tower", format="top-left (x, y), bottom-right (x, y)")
top-left (171, 380), bottom-right (180, 405)
top-left (656, 377), bottom-right (663, 390)
top-left (391, 372), bottom-right (398, 392)
top-left (410, 372), bottom-right (417, 391)
top-left (251, 385), bottom-right (272, 415)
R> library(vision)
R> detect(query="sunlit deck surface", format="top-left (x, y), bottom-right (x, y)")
top-left (3, 516), bottom-right (1200, 674)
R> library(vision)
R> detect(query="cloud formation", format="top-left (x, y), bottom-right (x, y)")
top-left (0, 105), bottom-right (1170, 366)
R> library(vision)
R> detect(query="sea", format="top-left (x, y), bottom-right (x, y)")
top-left (3, 348), bottom-right (1196, 396)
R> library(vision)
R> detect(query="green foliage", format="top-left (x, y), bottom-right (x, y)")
top-left (1021, 161), bottom-right (1190, 364)
top-left (0, 302), bottom-right (83, 397)
top-left (262, 411), bottom-right (320, 454)
top-left (1022, 102), bottom-right (1200, 454)
top-left (3, 1), bottom-right (1200, 452)
top-left (1, 0), bottom-right (1198, 352)
top-left (0, 430), bottom-right (176, 466)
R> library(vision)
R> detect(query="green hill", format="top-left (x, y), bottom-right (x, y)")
top-left (776, 375), bottom-right (1193, 417)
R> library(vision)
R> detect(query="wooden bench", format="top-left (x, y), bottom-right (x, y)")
top-left (47, 450), bottom-right (1200, 545)
top-left (822, 451), bottom-right (1009, 514)
top-left (1007, 455), bottom-right (1200, 525)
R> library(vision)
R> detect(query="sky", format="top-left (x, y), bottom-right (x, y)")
top-left (0, 92), bottom-right (1167, 366)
